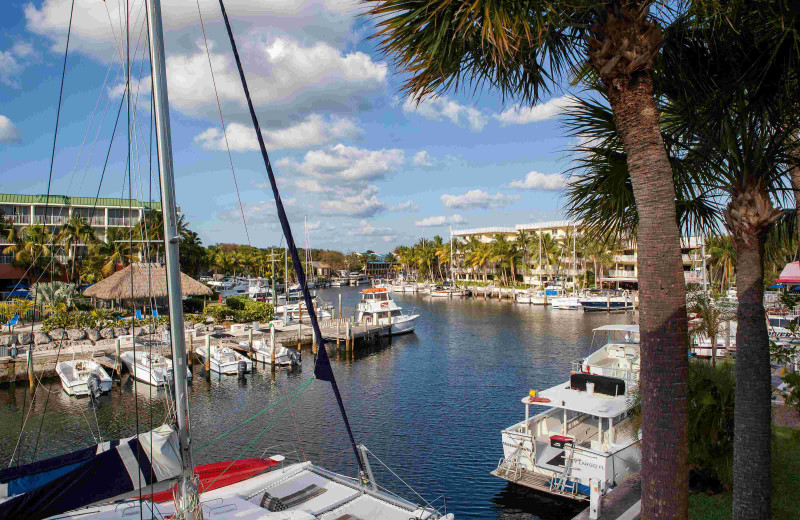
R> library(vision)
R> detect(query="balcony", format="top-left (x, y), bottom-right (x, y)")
top-left (613, 255), bottom-right (637, 263)
top-left (107, 218), bottom-right (137, 226)
top-left (0, 255), bottom-right (13, 264)
top-left (33, 215), bottom-right (68, 225)
top-left (681, 253), bottom-right (706, 262)
top-left (605, 269), bottom-right (637, 279)
top-left (5, 214), bottom-right (30, 224)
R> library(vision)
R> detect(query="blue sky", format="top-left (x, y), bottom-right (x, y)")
top-left (0, 0), bottom-right (578, 253)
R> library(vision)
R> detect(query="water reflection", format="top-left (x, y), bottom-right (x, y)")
top-left (0, 286), bottom-right (633, 519)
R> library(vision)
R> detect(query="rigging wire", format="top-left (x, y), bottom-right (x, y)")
top-left (216, 0), bottom-right (365, 475)
top-left (194, 0), bottom-right (251, 246)
top-left (25, 0), bottom-right (77, 465)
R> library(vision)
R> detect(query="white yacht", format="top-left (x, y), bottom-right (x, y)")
top-left (516, 285), bottom-right (566, 305)
top-left (196, 345), bottom-right (253, 375)
top-left (355, 288), bottom-right (419, 335)
top-left (349, 273), bottom-right (370, 286)
top-left (55, 359), bottom-right (113, 397)
top-left (492, 325), bottom-right (641, 501)
top-left (244, 339), bottom-right (301, 366)
top-left (430, 283), bottom-right (465, 298)
top-left (579, 291), bottom-right (635, 312)
top-left (120, 351), bottom-right (192, 386)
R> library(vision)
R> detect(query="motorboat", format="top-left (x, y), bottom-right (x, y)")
top-left (56, 359), bottom-right (113, 397)
top-left (516, 285), bottom-right (566, 305)
top-left (355, 287), bottom-right (419, 335)
top-left (767, 312), bottom-right (798, 340)
top-left (579, 290), bottom-right (635, 312)
top-left (275, 301), bottom-right (332, 322)
top-left (196, 345), bottom-right (252, 375)
top-left (349, 273), bottom-right (369, 285)
top-left (493, 324), bottom-right (641, 501)
top-left (551, 295), bottom-right (583, 310)
top-left (243, 339), bottom-right (300, 366)
top-left (429, 283), bottom-right (465, 298)
top-left (120, 350), bottom-right (192, 386)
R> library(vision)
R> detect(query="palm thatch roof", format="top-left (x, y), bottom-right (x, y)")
top-left (83, 263), bottom-right (212, 300)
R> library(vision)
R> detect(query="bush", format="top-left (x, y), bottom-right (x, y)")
top-left (204, 299), bottom-right (273, 323)
top-left (226, 295), bottom-right (248, 310)
top-left (688, 360), bottom-right (735, 490)
top-left (782, 371), bottom-right (800, 415)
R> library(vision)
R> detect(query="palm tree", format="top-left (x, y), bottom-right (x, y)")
top-left (4, 224), bottom-right (60, 281)
top-left (707, 236), bottom-right (736, 290)
top-left (92, 227), bottom-right (133, 277)
top-left (491, 234), bottom-right (512, 286)
top-left (469, 242), bottom-right (494, 285)
top-left (363, 3), bottom-right (691, 509)
top-left (687, 292), bottom-right (737, 367)
top-left (59, 216), bottom-right (97, 282)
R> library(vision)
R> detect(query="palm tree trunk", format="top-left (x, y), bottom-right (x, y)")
top-left (732, 235), bottom-right (771, 520)
top-left (593, 259), bottom-right (598, 289)
top-left (710, 333), bottom-right (717, 368)
top-left (606, 74), bottom-right (688, 519)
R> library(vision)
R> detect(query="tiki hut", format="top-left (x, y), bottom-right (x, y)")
top-left (83, 263), bottom-right (212, 301)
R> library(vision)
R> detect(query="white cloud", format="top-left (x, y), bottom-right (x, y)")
top-left (415, 214), bottom-right (464, 227)
top-left (0, 116), bottom-right (21, 143)
top-left (0, 42), bottom-right (35, 88)
top-left (283, 144), bottom-right (405, 182)
top-left (294, 178), bottom-right (327, 193)
top-left (495, 95), bottom-right (576, 125)
top-left (319, 186), bottom-right (387, 217)
top-left (403, 95), bottom-right (487, 131)
top-left (194, 115), bottom-right (361, 152)
top-left (412, 150), bottom-right (433, 167)
top-left (349, 219), bottom-right (393, 236)
top-left (508, 171), bottom-right (566, 191)
top-left (440, 190), bottom-right (517, 210)
top-left (389, 200), bottom-right (419, 212)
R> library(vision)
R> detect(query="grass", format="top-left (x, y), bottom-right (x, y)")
top-left (689, 425), bottom-right (800, 519)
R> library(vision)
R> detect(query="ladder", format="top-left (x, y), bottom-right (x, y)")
top-left (497, 443), bottom-right (526, 481)
top-left (550, 446), bottom-right (577, 496)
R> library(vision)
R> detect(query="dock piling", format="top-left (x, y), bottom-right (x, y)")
top-left (204, 335), bottom-right (211, 372)
top-left (115, 338), bottom-right (121, 376)
top-left (27, 347), bottom-right (34, 390)
top-left (338, 294), bottom-right (342, 319)
top-left (270, 323), bottom-right (276, 367)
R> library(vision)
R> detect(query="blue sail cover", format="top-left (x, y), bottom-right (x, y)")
top-left (0, 424), bottom-right (181, 520)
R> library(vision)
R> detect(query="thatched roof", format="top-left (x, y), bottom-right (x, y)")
top-left (83, 263), bottom-right (212, 300)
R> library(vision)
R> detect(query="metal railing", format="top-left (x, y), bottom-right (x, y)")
top-left (5, 215), bottom-right (30, 224)
top-left (107, 217), bottom-right (136, 226)
top-left (605, 269), bottom-right (636, 278)
top-left (33, 215), bottom-right (68, 225)
top-left (613, 255), bottom-right (637, 262)
top-left (0, 255), bottom-right (13, 264)
top-left (571, 360), bottom-right (639, 384)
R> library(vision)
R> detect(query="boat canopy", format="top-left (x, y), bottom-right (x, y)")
top-left (0, 425), bottom-right (181, 520)
top-left (537, 381), bottom-right (630, 418)
top-left (777, 261), bottom-right (800, 285)
top-left (592, 324), bottom-right (639, 333)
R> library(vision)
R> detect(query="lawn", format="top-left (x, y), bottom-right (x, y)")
top-left (689, 425), bottom-right (800, 519)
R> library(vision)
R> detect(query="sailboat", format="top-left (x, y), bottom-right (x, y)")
top-left (0, 2), bottom-right (453, 519)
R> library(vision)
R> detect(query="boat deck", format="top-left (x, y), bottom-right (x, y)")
top-left (490, 468), bottom-right (588, 501)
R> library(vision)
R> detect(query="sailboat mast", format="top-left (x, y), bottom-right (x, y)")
top-left (145, 0), bottom-right (197, 514)
top-left (449, 226), bottom-right (454, 283)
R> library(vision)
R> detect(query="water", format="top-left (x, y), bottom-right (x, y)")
top-left (0, 286), bottom-right (633, 519)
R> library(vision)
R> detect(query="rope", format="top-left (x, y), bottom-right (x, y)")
top-left (216, 0), bottom-right (365, 475)
top-left (194, 375), bottom-right (315, 452)
top-left (194, 0), bottom-right (251, 247)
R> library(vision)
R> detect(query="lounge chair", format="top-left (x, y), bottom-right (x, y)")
top-left (135, 309), bottom-right (143, 321)
top-left (3, 314), bottom-right (19, 333)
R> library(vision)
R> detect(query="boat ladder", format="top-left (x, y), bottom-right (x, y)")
top-left (496, 443), bottom-right (527, 482)
top-left (549, 446), bottom-right (578, 496)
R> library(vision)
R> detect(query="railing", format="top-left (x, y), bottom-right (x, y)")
top-left (613, 255), bottom-right (637, 263)
top-left (33, 215), bottom-right (68, 225)
top-left (0, 255), bottom-right (13, 264)
top-left (605, 269), bottom-right (636, 278)
top-left (107, 218), bottom-right (136, 226)
top-left (5, 214), bottom-right (30, 224)
top-left (682, 253), bottom-right (706, 262)
top-left (571, 360), bottom-right (639, 384)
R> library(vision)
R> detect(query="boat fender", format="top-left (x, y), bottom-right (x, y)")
top-left (237, 360), bottom-right (248, 378)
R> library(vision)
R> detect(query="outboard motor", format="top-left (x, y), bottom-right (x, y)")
top-left (237, 360), bottom-right (248, 379)
top-left (87, 373), bottom-right (102, 404)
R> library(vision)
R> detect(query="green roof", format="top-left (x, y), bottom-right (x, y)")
top-left (0, 194), bottom-right (161, 210)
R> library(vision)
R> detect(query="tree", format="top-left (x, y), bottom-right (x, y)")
top-left (363, 4), bottom-right (691, 509)
top-left (3, 224), bottom-right (62, 281)
top-left (91, 227), bottom-right (133, 277)
top-left (58, 216), bottom-right (97, 282)
top-left (687, 292), bottom-right (736, 367)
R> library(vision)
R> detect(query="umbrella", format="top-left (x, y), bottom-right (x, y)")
top-left (83, 263), bottom-right (211, 300)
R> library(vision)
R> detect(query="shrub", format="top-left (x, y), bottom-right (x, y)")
top-left (226, 295), bottom-right (248, 310)
top-left (782, 372), bottom-right (800, 415)
top-left (183, 297), bottom-right (206, 314)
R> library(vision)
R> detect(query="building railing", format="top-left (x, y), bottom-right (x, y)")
top-left (605, 269), bottom-right (636, 278)
top-left (107, 217), bottom-right (138, 226)
top-left (0, 255), bottom-right (14, 264)
top-left (33, 215), bottom-right (68, 225)
top-left (5, 214), bottom-right (30, 224)
top-left (613, 255), bottom-right (637, 263)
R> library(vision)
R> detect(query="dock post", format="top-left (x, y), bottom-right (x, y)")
top-left (338, 294), bottom-right (342, 319)
top-left (346, 322), bottom-right (351, 352)
top-left (115, 338), bottom-right (121, 375)
top-left (297, 305), bottom-right (302, 350)
top-left (606, 294), bottom-right (611, 312)
top-left (248, 328), bottom-right (254, 352)
top-left (336, 321), bottom-right (340, 348)
top-left (589, 479), bottom-right (602, 519)
top-left (27, 346), bottom-right (34, 390)
top-left (312, 327), bottom-right (317, 355)
top-left (204, 335), bottom-right (211, 371)
top-left (270, 323), bottom-right (276, 367)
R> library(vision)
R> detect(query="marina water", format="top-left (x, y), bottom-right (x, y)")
top-left (0, 286), bottom-right (633, 519)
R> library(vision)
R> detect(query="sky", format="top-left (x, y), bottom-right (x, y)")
top-left (0, 0), bottom-right (579, 253)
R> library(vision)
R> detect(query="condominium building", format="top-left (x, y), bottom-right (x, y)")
top-left (0, 194), bottom-right (161, 283)
top-left (452, 220), bottom-right (706, 288)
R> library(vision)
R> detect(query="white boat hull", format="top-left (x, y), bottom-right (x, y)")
top-left (196, 347), bottom-right (253, 374)
top-left (551, 297), bottom-right (583, 310)
top-left (56, 360), bottom-right (113, 397)
top-left (120, 352), bottom-right (192, 386)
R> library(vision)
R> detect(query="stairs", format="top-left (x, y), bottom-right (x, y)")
top-left (549, 446), bottom-right (578, 497)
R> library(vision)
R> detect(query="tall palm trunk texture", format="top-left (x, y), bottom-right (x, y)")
top-left (606, 74), bottom-right (689, 518)
top-left (790, 163), bottom-right (800, 258)
top-left (732, 235), bottom-right (771, 519)
top-left (726, 186), bottom-right (781, 520)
